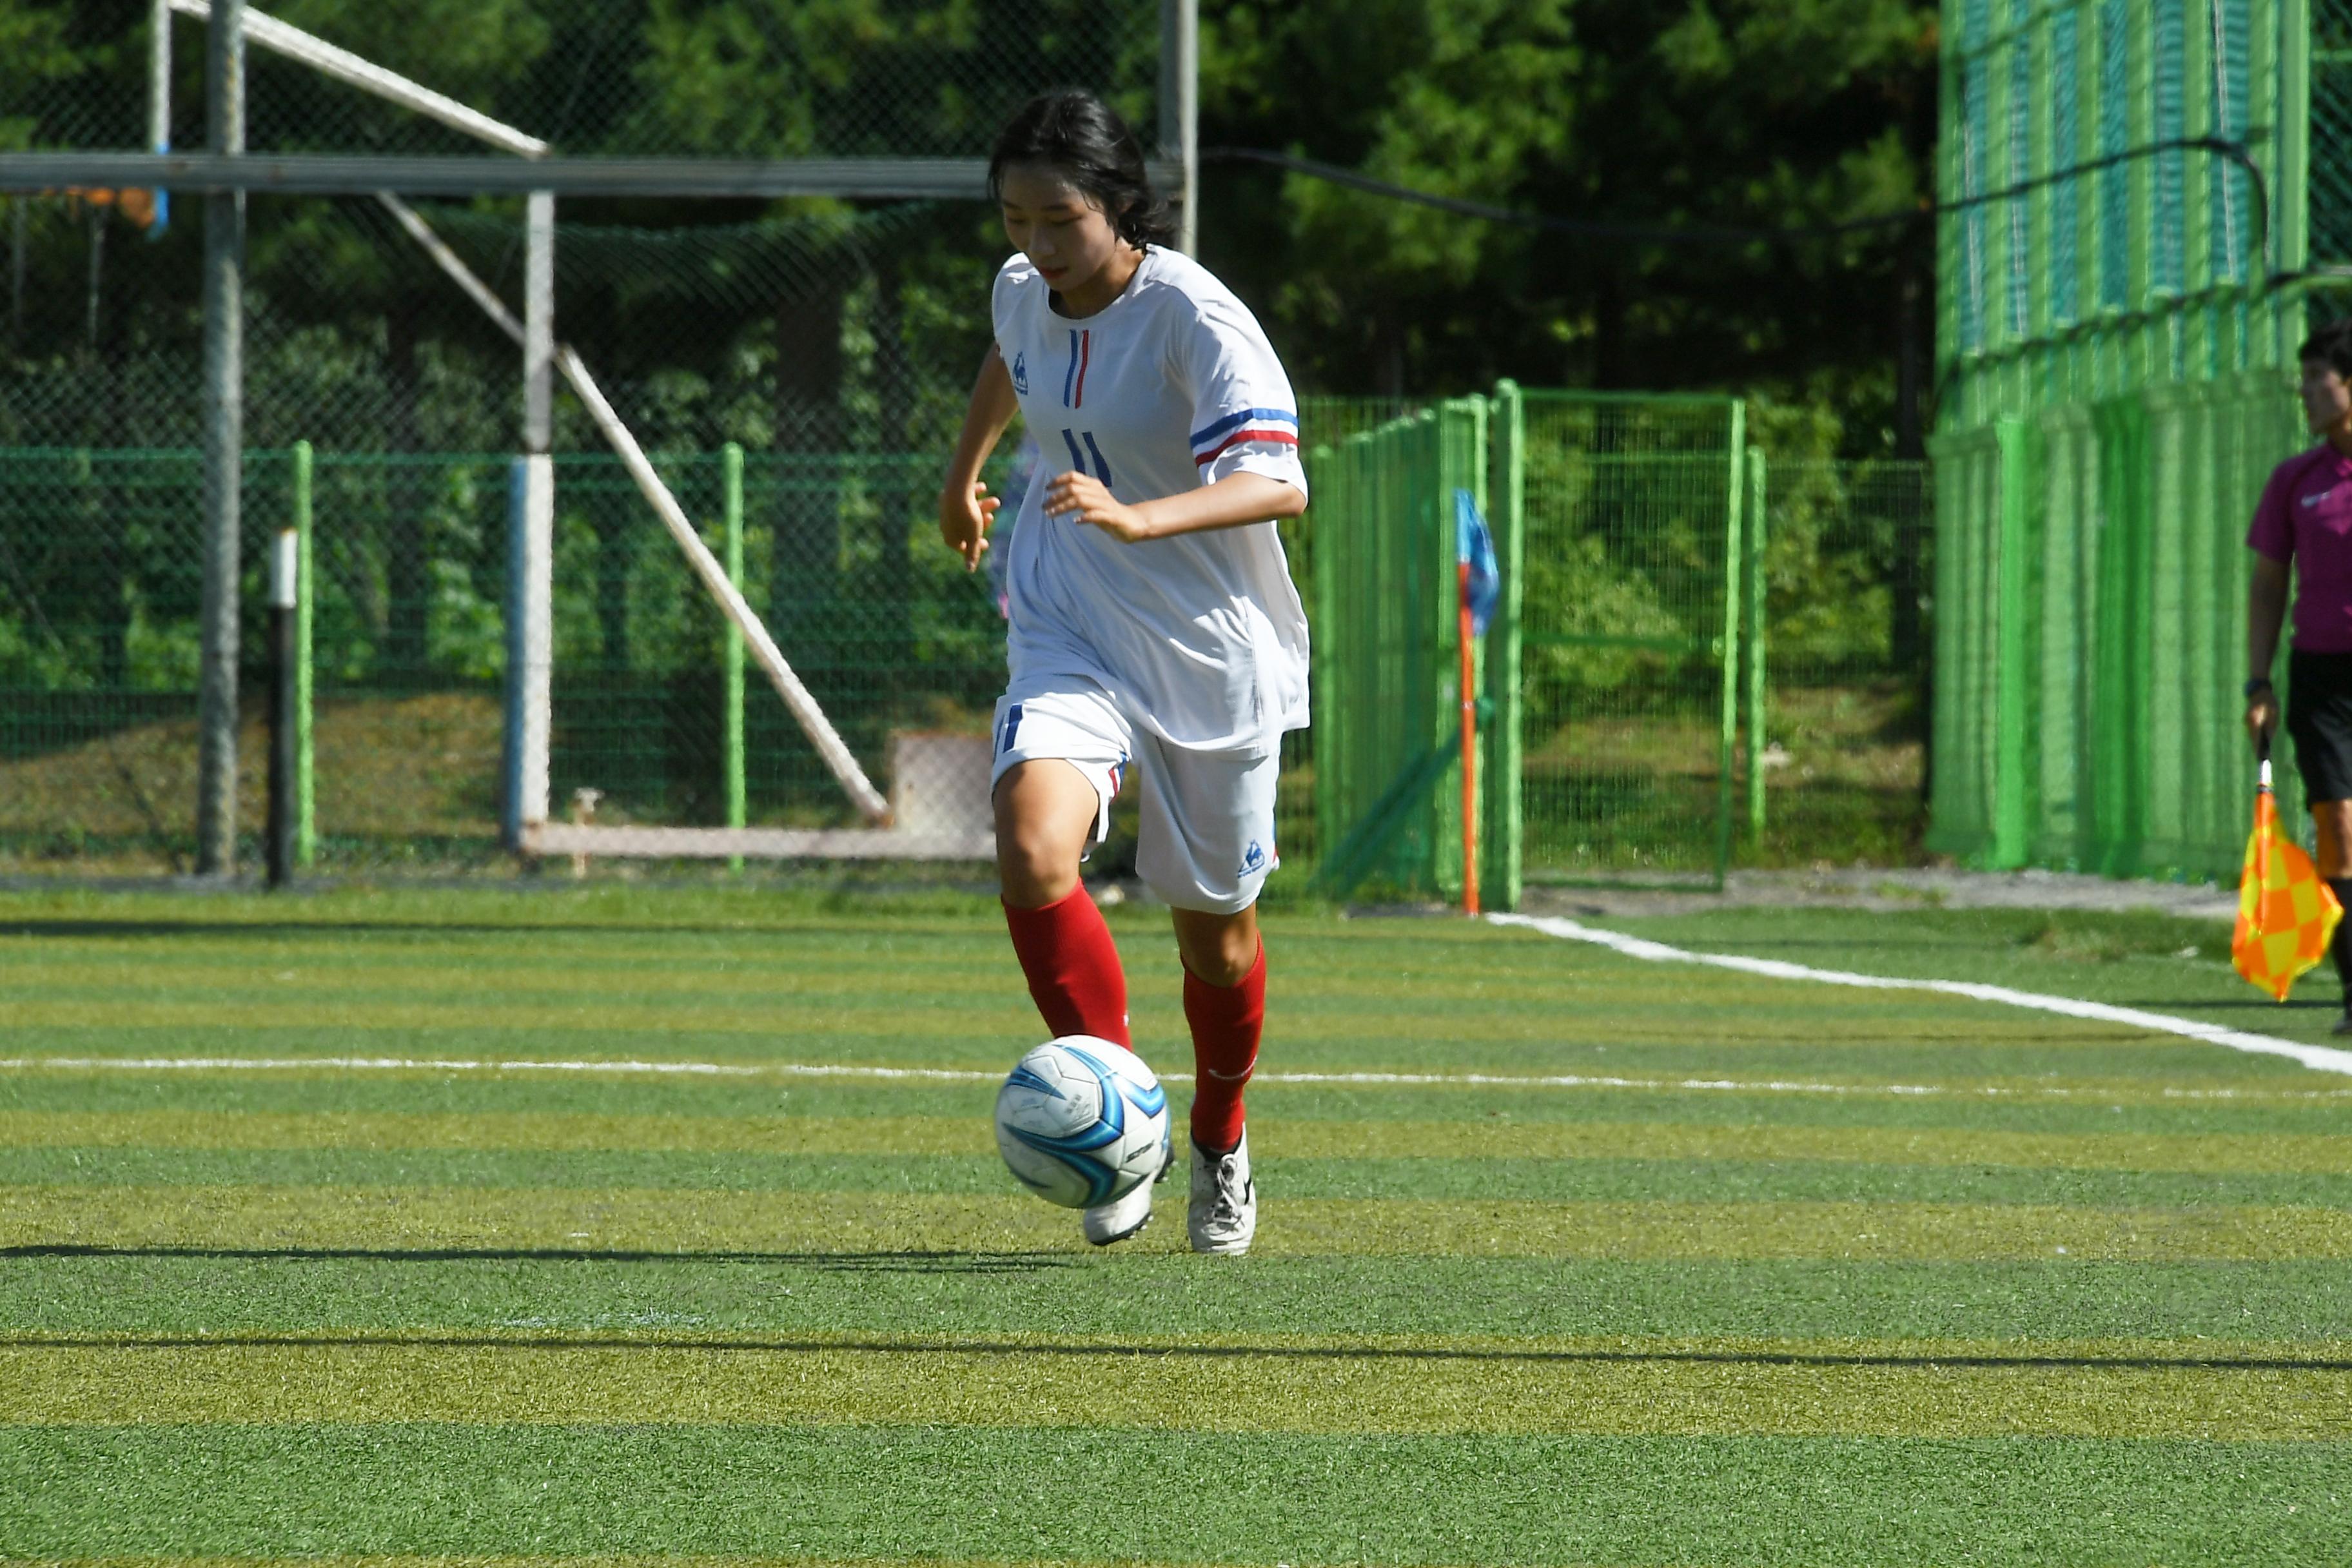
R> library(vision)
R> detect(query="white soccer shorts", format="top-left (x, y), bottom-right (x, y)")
top-left (990, 681), bottom-right (1280, 915)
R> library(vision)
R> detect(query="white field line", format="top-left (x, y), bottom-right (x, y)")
top-left (1490, 911), bottom-right (2352, 1079)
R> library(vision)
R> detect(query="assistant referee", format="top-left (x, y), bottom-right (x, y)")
top-left (2246, 320), bottom-right (2352, 1032)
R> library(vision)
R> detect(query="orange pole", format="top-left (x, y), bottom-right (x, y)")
top-left (1459, 560), bottom-right (1479, 917)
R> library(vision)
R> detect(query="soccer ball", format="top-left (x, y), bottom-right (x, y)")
top-left (994, 1035), bottom-right (1172, 1209)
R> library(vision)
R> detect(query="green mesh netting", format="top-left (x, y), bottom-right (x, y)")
top-left (4, 0), bottom-right (1158, 161)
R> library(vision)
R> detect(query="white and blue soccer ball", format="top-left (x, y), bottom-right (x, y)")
top-left (994, 1035), bottom-right (1171, 1209)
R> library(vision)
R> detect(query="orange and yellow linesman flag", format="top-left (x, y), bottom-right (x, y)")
top-left (2234, 758), bottom-right (2344, 1001)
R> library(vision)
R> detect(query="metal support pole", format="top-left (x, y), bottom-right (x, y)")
top-left (148, 0), bottom-right (172, 235)
top-left (195, 0), bottom-right (242, 877)
top-left (510, 190), bottom-right (554, 845)
top-left (723, 442), bottom-right (747, 874)
top-left (503, 459), bottom-right (525, 848)
top-left (1745, 447), bottom-right (1769, 842)
top-left (1991, 418), bottom-right (2035, 869)
top-left (1160, 0), bottom-right (1198, 254)
top-left (1716, 401), bottom-right (1746, 890)
top-left (1486, 380), bottom-right (1525, 913)
top-left (292, 438), bottom-right (315, 865)
top-left (266, 524), bottom-right (296, 888)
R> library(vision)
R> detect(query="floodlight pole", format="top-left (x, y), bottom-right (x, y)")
top-left (195, 0), bottom-right (242, 877)
top-left (1161, 0), bottom-right (1197, 255)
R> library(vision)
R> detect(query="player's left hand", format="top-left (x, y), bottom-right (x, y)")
top-left (1043, 470), bottom-right (1155, 544)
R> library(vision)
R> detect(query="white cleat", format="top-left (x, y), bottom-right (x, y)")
top-left (1188, 1128), bottom-right (1257, 1255)
top-left (1083, 1137), bottom-right (1172, 1246)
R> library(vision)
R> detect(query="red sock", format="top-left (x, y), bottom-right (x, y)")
top-left (1184, 943), bottom-right (1264, 1153)
top-left (1002, 887), bottom-right (1130, 1046)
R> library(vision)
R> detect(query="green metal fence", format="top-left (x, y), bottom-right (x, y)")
top-left (1306, 387), bottom-right (1755, 898)
top-left (1928, 372), bottom-right (2302, 879)
top-left (0, 444), bottom-right (1012, 872)
top-left (1517, 391), bottom-right (1747, 885)
top-left (1928, 0), bottom-right (2338, 880)
top-left (1303, 395), bottom-right (1515, 904)
top-left (1749, 458), bottom-right (1935, 867)
top-left (3, 415), bottom-right (1930, 885)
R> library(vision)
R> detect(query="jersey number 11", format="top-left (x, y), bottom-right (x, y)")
top-left (1059, 428), bottom-right (1115, 489)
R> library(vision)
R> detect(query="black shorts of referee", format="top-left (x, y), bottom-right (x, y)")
top-left (2289, 649), bottom-right (2352, 803)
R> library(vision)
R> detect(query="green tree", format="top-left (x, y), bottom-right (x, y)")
top-left (1199, 0), bottom-right (1938, 452)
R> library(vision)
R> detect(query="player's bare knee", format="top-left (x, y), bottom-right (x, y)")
top-left (997, 833), bottom-right (1081, 907)
top-left (994, 810), bottom-right (1083, 906)
top-left (1175, 910), bottom-right (1258, 986)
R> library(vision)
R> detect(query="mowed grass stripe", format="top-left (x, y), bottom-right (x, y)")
top-left (0, 1562), bottom-right (1144, 1568)
top-left (6, 1184), bottom-right (2347, 1259)
top-left (10, 1071), bottom-right (2351, 1136)
top-left (8, 1338), bottom-right (2350, 1438)
top-left (6, 915), bottom-right (2302, 1089)
top-left (9, 1148), bottom-right (2351, 1211)
top-left (7, 1425), bottom-right (2348, 1563)
top-left (0, 983), bottom-right (2183, 1052)
top-left (0, 948), bottom-right (2219, 1042)
top-left (8, 1256), bottom-right (2351, 1343)
top-left (9, 1110), bottom-right (2344, 1173)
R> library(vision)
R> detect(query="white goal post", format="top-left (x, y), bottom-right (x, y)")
top-left (162, 1), bottom-right (974, 859)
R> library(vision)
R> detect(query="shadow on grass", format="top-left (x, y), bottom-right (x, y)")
top-left (5, 1324), bottom-right (2343, 1373)
top-left (0, 1244), bottom-right (1075, 1274)
top-left (0, 916), bottom-right (982, 943)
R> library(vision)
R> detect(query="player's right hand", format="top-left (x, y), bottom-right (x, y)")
top-left (2247, 691), bottom-right (2280, 750)
top-left (941, 479), bottom-right (999, 573)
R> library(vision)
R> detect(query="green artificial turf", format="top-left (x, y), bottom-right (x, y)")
top-left (6, 1426), bottom-right (2350, 1564)
top-left (1, 885), bottom-right (2349, 1565)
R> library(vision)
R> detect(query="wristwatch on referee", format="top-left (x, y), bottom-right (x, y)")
top-left (2246, 676), bottom-right (2275, 700)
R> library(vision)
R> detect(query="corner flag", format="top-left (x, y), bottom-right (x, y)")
top-left (1454, 489), bottom-right (1499, 634)
top-left (2233, 756), bottom-right (2343, 1001)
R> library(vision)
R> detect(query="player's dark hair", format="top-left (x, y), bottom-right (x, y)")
top-left (988, 90), bottom-right (1177, 250)
top-left (2300, 320), bottom-right (2352, 379)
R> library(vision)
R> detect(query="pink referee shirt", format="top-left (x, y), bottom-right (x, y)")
top-left (2249, 444), bottom-right (2352, 653)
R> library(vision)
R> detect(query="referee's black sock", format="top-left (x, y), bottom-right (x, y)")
top-left (2330, 879), bottom-right (2352, 1012)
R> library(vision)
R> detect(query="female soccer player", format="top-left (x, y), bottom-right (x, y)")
top-left (938, 90), bottom-right (1310, 1253)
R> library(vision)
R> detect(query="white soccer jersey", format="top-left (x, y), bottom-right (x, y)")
top-left (992, 246), bottom-right (1310, 758)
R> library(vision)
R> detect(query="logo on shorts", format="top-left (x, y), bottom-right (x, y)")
top-left (1240, 840), bottom-right (1266, 875)
top-left (1010, 351), bottom-right (1029, 395)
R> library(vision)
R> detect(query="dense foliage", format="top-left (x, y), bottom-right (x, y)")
top-left (0, 0), bottom-right (1934, 748)
top-left (3, 0), bottom-right (1934, 451)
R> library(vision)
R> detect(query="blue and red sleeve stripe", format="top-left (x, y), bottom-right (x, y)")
top-left (1190, 407), bottom-right (1299, 467)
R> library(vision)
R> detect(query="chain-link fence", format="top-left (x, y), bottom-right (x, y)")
top-left (3, 0), bottom-right (1171, 469)
top-left (1747, 457), bottom-right (1932, 868)
top-left (0, 441), bottom-right (1028, 872)
top-left (6, 0), bottom-right (1157, 161)
top-left (2312, 0), bottom-right (2352, 264)
top-left (1303, 392), bottom-right (1936, 899)
top-left (5, 193), bottom-right (1002, 454)
top-left (2, 426), bottom-right (1938, 883)
top-left (1518, 391), bottom-right (1745, 883)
